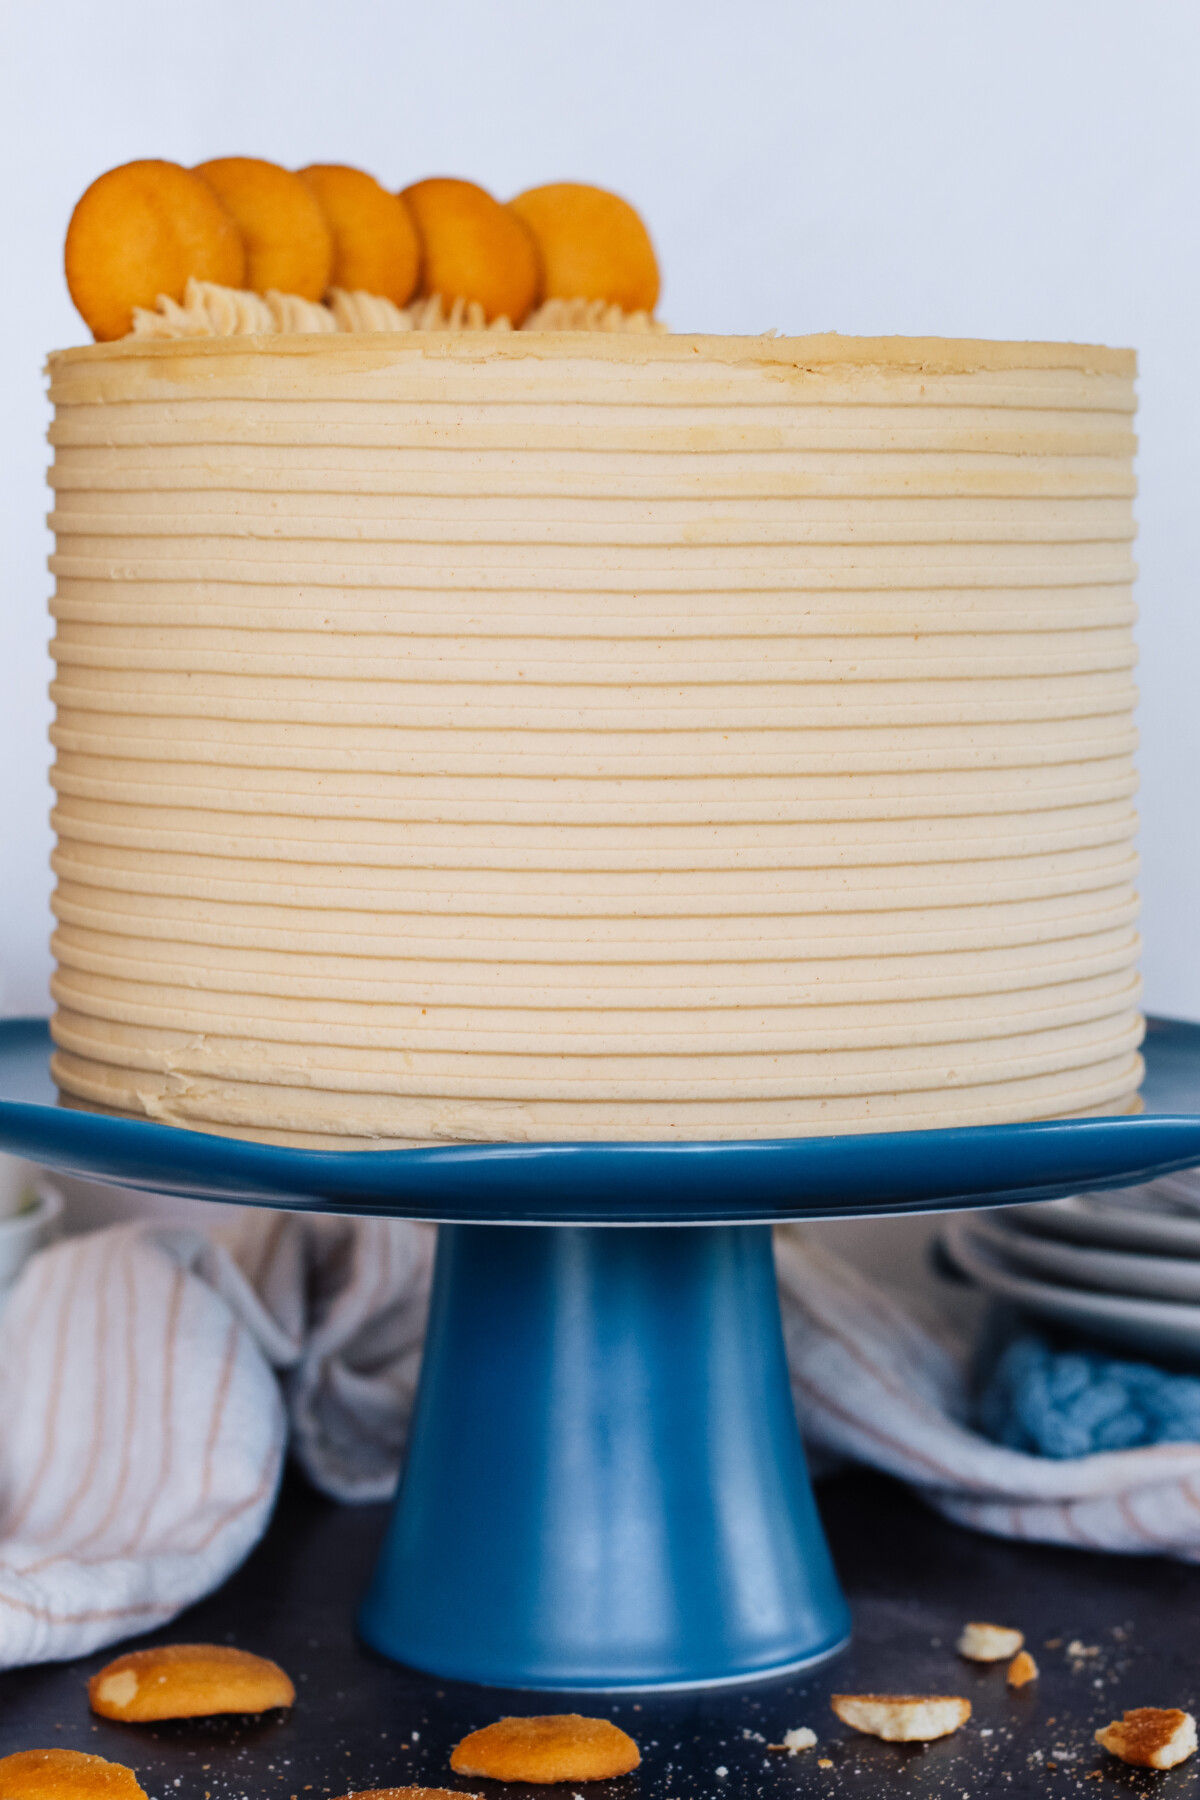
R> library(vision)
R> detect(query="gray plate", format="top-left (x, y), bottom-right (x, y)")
top-left (939, 1216), bottom-right (1200, 1362)
top-left (1006, 1193), bottom-right (1200, 1258)
top-left (969, 1210), bottom-right (1200, 1302)
top-left (1147, 1169), bottom-right (1200, 1213)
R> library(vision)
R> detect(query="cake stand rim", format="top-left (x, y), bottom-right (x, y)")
top-left (1, 1016), bottom-right (1198, 1225)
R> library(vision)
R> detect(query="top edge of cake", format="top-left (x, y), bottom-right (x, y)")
top-left (47, 331), bottom-right (1136, 379)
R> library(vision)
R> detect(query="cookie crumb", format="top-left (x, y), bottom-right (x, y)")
top-left (957, 1622), bottom-right (1024, 1662)
top-left (767, 1728), bottom-right (816, 1754)
top-left (1008, 1650), bottom-right (1038, 1688)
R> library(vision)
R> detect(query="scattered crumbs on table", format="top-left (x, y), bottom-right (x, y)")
top-left (1068, 1639), bottom-right (1099, 1658)
top-left (1045, 1638), bottom-right (1062, 1649)
top-left (715, 1765), bottom-right (728, 1777)
top-left (819, 1757), bottom-right (833, 1768)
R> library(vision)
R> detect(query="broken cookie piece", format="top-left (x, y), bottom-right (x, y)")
top-left (450, 1715), bottom-right (640, 1783)
top-left (1095, 1708), bottom-right (1197, 1770)
top-left (88, 1643), bottom-right (294, 1720)
top-left (1007, 1650), bottom-right (1038, 1688)
top-left (831, 1695), bottom-right (971, 1742)
top-left (332, 1791), bottom-right (480, 1800)
top-left (957, 1621), bottom-right (1025, 1662)
top-left (0, 1749), bottom-right (147, 1799)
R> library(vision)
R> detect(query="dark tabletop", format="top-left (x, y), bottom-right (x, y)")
top-left (1, 1467), bottom-right (1195, 1799)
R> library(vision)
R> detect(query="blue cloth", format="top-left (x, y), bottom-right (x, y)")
top-left (977, 1333), bottom-right (1200, 1458)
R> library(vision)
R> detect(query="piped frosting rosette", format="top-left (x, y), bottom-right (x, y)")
top-left (128, 278), bottom-right (667, 339)
top-left (45, 331), bottom-right (1142, 1146)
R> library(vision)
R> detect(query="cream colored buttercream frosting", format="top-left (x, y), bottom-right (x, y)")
top-left (45, 332), bottom-right (1142, 1146)
top-left (129, 278), bottom-right (667, 339)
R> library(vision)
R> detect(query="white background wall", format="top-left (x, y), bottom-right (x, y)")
top-left (1, 0), bottom-right (1197, 1019)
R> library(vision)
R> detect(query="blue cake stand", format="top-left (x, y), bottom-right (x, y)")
top-left (3, 1014), bottom-right (1200, 1692)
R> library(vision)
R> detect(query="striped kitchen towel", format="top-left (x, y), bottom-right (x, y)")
top-left (1, 1213), bottom-right (1200, 1669)
top-left (0, 1214), bottom-right (432, 1667)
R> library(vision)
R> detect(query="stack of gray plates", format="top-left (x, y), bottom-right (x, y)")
top-left (940, 1169), bottom-right (1200, 1361)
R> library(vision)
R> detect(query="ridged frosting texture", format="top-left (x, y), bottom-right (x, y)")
top-left (44, 332), bottom-right (1142, 1147)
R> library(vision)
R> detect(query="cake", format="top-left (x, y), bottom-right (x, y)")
top-left (44, 327), bottom-right (1142, 1146)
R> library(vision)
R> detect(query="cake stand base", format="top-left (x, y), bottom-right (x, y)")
top-left (357, 1223), bottom-right (850, 1689)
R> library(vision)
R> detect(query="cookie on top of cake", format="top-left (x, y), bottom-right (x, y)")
top-left (63, 156), bottom-right (664, 342)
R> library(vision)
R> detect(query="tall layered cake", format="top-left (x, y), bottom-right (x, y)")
top-left (45, 330), bottom-right (1142, 1145)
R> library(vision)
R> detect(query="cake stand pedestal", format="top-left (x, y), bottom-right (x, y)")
top-left (3, 1016), bottom-right (1200, 1691)
top-left (360, 1221), bottom-right (844, 1687)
